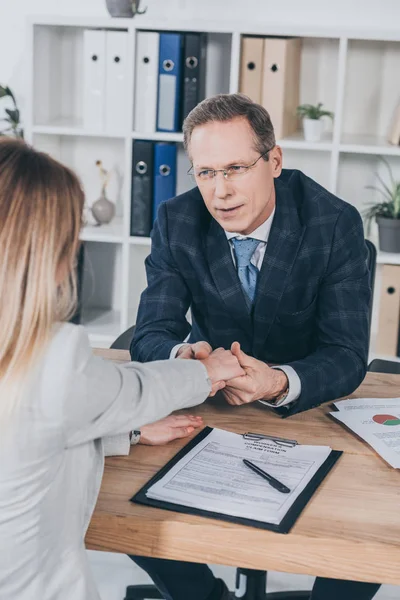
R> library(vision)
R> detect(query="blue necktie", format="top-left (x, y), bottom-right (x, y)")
top-left (231, 237), bottom-right (260, 306)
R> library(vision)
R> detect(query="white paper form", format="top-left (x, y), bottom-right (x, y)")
top-left (146, 428), bottom-right (331, 525)
top-left (333, 397), bottom-right (400, 412)
top-left (331, 410), bottom-right (400, 468)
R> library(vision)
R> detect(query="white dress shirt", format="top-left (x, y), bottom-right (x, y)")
top-left (170, 210), bottom-right (301, 407)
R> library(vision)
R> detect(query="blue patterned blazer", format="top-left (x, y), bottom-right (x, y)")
top-left (130, 169), bottom-right (371, 416)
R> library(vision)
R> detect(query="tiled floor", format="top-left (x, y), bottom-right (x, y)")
top-left (88, 551), bottom-right (399, 600)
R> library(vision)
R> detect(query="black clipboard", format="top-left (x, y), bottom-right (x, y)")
top-left (131, 427), bottom-right (342, 534)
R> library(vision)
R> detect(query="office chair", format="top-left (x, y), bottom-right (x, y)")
top-left (110, 324), bottom-right (136, 351)
top-left (118, 240), bottom-right (378, 600)
top-left (368, 358), bottom-right (400, 374)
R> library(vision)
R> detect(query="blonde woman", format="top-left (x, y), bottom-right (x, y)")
top-left (0, 138), bottom-right (243, 600)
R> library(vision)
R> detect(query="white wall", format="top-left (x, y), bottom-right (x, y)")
top-left (1, 0), bottom-right (400, 120)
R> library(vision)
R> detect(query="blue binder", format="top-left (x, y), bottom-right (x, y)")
top-left (153, 142), bottom-right (177, 221)
top-left (156, 33), bottom-right (183, 132)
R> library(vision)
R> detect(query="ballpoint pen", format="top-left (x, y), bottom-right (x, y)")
top-left (242, 459), bottom-right (291, 494)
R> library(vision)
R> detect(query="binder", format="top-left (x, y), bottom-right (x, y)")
top-left (130, 140), bottom-right (154, 237)
top-left (134, 31), bottom-right (160, 133)
top-left (239, 36), bottom-right (265, 104)
top-left (376, 264), bottom-right (400, 355)
top-left (131, 427), bottom-right (342, 534)
top-left (181, 33), bottom-right (208, 122)
top-left (153, 142), bottom-right (177, 220)
top-left (105, 30), bottom-right (129, 133)
top-left (261, 37), bottom-right (302, 140)
top-left (388, 102), bottom-right (400, 146)
top-left (83, 29), bottom-right (106, 130)
top-left (156, 33), bottom-right (183, 132)
top-left (69, 244), bottom-right (85, 325)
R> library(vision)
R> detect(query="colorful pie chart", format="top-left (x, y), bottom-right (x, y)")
top-left (372, 414), bottom-right (400, 426)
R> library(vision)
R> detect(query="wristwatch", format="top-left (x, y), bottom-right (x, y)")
top-left (270, 369), bottom-right (290, 405)
top-left (273, 386), bottom-right (290, 405)
top-left (129, 430), bottom-right (141, 445)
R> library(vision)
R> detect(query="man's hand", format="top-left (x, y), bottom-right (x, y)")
top-left (176, 341), bottom-right (231, 396)
top-left (222, 342), bottom-right (288, 406)
top-left (139, 414), bottom-right (204, 445)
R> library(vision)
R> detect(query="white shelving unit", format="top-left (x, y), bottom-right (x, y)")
top-left (25, 16), bottom-right (400, 350)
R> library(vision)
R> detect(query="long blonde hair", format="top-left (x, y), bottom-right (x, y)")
top-left (0, 138), bottom-right (84, 418)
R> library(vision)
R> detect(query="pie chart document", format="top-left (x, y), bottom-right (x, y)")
top-left (333, 397), bottom-right (400, 412)
top-left (331, 403), bottom-right (400, 468)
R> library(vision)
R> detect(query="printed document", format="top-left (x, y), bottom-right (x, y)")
top-left (331, 407), bottom-right (400, 468)
top-left (333, 397), bottom-right (400, 412)
top-left (146, 428), bottom-right (332, 525)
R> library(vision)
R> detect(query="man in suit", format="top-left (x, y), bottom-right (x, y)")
top-left (129, 94), bottom-right (380, 600)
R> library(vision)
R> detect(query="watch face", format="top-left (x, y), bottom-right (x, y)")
top-left (130, 430), bottom-right (141, 445)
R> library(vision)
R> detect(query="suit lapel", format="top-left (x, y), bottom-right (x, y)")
top-left (205, 217), bottom-right (253, 338)
top-left (252, 178), bottom-right (306, 357)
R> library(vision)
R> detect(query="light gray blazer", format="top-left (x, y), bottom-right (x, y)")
top-left (0, 324), bottom-right (211, 600)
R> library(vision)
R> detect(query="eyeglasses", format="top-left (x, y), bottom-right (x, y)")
top-left (188, 149), bottom-right (272, 183)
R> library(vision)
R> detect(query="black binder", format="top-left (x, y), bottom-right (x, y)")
top-left (69, 243), bottom-right (85, 325)
top-left (130, 140), bottom-right (154, 237)
top-left (181, 32), bottom-right (208, 123)
top-left (131, 427), bottom-right (342, 534)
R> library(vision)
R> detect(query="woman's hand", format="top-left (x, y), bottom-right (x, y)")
top-left (138, 414), bottom-right (203, 446)
top-left (200, 347), bottom-right (245, 389)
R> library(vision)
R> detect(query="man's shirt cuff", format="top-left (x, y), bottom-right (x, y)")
top-left (258, 365), bottom-right (301, 408)
top-left (170, 343), bottom-right (187, 359)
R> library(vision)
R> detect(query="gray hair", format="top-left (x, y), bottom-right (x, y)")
top-left (183, 93), bottom-right (276, 161)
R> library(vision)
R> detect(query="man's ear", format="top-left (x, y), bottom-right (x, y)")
top-left (270, 145), bottom-right (283, 178)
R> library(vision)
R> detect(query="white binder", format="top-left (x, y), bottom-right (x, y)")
top-left (134, 31), bottom-right (160, 133)
top-left (105, 30), bottom-right (129, 133)
top-left (83, 29), bottom-right (106, 131)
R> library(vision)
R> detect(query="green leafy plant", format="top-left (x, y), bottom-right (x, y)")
top-left (363, 156), bottom-right (400, 234)
top-left (0, 85), bottom-right (23, 138)
top-left (296, 102), bottom-right (334, 121)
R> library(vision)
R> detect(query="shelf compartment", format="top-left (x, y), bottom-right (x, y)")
top-left (33, 24), bottom-right (129, 132)
top-left (132, 31), bottom-right (232, 135)
top-left (339, 133), bottom-right (400, 156)
top-left (81, 217), bottom-right (124, 243)
top-left (129, 236), bottom-right (152, 246)
top-left (341, 39), bottom-right (400, 141)
top-left (376, 251), bottom-right (400, 265)
top-left (80, 242), bottom-right (124, 345)
top-left (33, 118), bottom-right (126, 139)
top-left (337, 153), bottom-right (400, 216)
top-left (132, 132), bottom-right (184, 143)
top-left (84, 308), bottom-right (122, 347)
top-left (281, 148), bottom-right (332, 191)
top-left (33, 133), bottom-right (125, 225)
top-left (279, 132), bottom-right (333, 151)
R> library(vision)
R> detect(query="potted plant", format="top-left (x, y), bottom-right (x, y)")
top-left (0, 85), bottom-right (23, 138)
top-left (364, 157), bottom-right (400, 253)
top-left (296, 102), bottom-right (334, 142)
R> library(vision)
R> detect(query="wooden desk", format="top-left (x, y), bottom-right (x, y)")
top-left (87, 349), bottom-right (400, 585)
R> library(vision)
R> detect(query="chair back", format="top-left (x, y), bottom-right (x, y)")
top-left (365, 240), bottom-right (377, 343)
top-left (110, 324), bottom-right (136, 350)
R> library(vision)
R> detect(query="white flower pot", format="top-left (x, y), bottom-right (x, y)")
top-left (302, 118), bottom-right (324, 142)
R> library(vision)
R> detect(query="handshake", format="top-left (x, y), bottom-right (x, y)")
top-left (176, 341), bottom-right (288, 406)
top-left (138, 342), bottom-right (289, 447)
